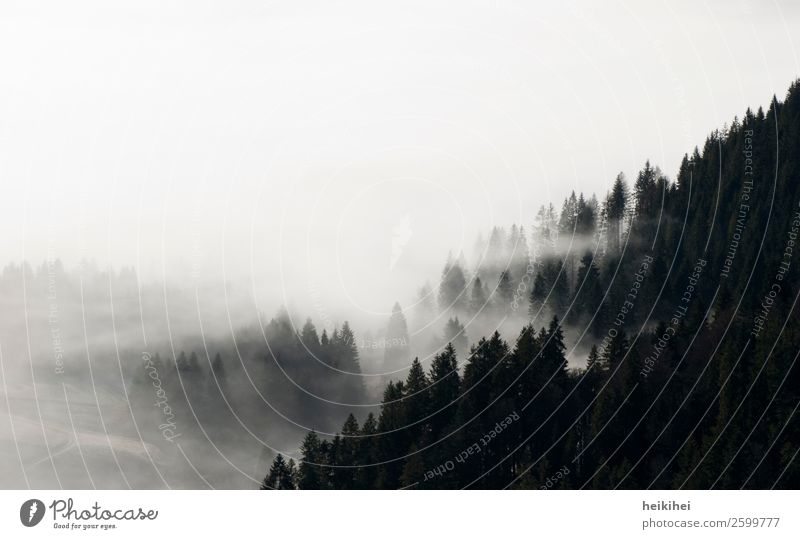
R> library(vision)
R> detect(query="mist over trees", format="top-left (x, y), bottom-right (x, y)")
top-left (5, 79), bottom-right (800, 491)
top-left (0, 263), bottom-right (376, 488)
top-left (262, 80), bottom-right (800, 490)
top-left (383, 303), bottom-right (411, 371)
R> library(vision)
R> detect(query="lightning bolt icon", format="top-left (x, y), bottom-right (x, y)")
top-left (28, 501), bottom-right (37, 523)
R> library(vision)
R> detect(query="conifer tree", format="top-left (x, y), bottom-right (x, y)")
top-left (261, 454), bottom-right (295, 490)
top-left (571, 251), bottom-right (602, 324)
top-left (428, 344), bottom-right (460, 437)
top-left (384, 302), bottom-right (410, 368)
top-left (529, 271), bottom-right (547, 318)
top-left (605, 173), bottom-right (628, 254)
top-left (438, 256), bottom-right (468, 313)
top-left (404, 358), bottom-right (430, 442)
top-left (469, 276), bottom-right (488, 315)
top-left (337, 414), bottom-right (360, 489)
top-left (376, 381), bottom-right (406, 489)
top-left (559, 191), bottom-right (579, 233)
top-left (443, 317), bottom-right (468, 358)
top-left (301, 318), bottom-right (320, 350)
top-left (495, 270), bottom-right (514, 314)
top-left (297, 431), bottom-right (324, 489)
top-left (355, 413), bottom-right (379, 488)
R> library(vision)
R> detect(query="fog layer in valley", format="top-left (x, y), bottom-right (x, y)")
top-left (2, 0), bottom-right (799, 490)
top-left (0, 179), bottom-right (656, 489)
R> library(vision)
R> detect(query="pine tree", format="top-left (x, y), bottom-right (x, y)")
top-left (438, 256), bottom-right (468, 313)
top-left (459, 331), bottom-right (510, 483)
top-left (297, 431), bottom-right (324, 489)
top-left (428, 343), bottom-right (460, 438)
top-left (336, 414), bottom-right (360, 489)
top-left (605, 173), bottom-right (628, 254)
top-left (529, 271), bottom-right (547, 318)
top-left (494, 270), bottom-right (514, 314)
top-left (355, 413), bottom-right (379, 488)
top-left (443, 317), bottom-right (468, 358)
top-left (633, 161), bottom-right (658, 218)
top-left (384, 302), bottom-right (410, 368)
top-left (404, 358), bottom-right (430, 442)
top-left (576, 193), bottom-right (597, 235)
top-left (333, 321), bottom-right (365, 398)
top-left (376, 381), bottom-right (407, 489)
top-left (469, 276), bottom-right (488, 315)
top-left (542, 316), bottom-right (569, 389)
top-left (301, 318), bottom-right (320, 350)
top-left (559, 191), bottom-right (579, 233)
top-left (284, 459), bottom-right (297, 489)
top-left (571, 251), bottom-right (602, 324)
top-left (261, 454), bottom-right (295, 490)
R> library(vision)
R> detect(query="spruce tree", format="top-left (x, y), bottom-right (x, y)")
top-left (469, 276), bottom-right (488, 315)
top-left (384, 302), bottom-right (411, 368)
top-left (438, 255), bottom-right (468, 313)
top-left (428, 343), bottom-right (460, 438)
top-left (262, 454), bottom-right (294, 490)
top-left (443, 317), bottom-right (468, 358)
top-left (297, 431), bottom-right (324, 489)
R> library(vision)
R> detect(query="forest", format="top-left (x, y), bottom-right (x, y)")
top-left (8, 80), bottom-right (797, 490)
top-left (259, 80), bottom-right (800, 489)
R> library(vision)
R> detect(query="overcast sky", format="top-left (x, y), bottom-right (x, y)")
top-left (0, 0), bottom-right (798, 322)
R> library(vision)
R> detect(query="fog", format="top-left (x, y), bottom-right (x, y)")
top-left (1, 0), bottom-right (799, 488)
top-left (2, 0), bottom-right (799, 316)
top-left (0, 222), bottom-right (604, 488)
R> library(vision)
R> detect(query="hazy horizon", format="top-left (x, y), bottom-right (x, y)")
top-left (1, 0), bottom-right (799, 323)
top-left (1, 0), bottom-right (800, 496)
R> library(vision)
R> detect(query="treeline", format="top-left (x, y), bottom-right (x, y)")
top-left (262, 80), bottom-right (800, 489)
top-left (130, 314), bottom-right (368, 446)
top-left (425, 164), bottom-right (665, 331)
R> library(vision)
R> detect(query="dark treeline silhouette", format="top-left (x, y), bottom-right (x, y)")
top-left (262, 80), bottom-right (800, 489)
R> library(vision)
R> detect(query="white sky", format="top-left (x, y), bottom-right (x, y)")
top-left (0, 0), bottom-right (798, 321)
